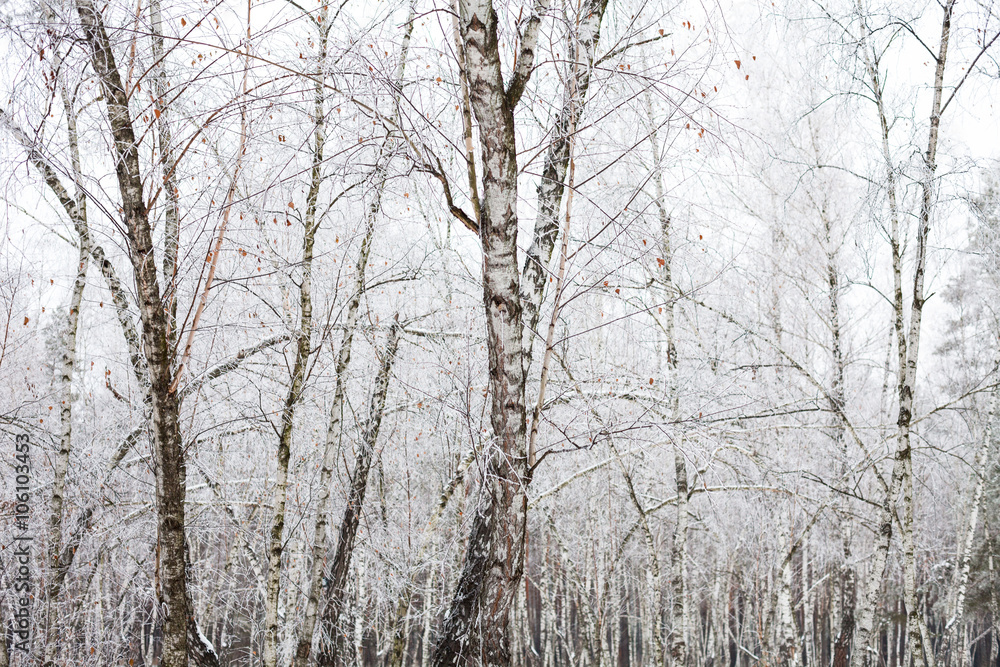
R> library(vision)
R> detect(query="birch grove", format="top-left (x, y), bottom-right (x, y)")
top-left (1, 0), bottom-right (999, 665)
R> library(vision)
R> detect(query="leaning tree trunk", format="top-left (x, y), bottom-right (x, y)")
top-left (520, 0), bottom-right (609, 352)
top-left (73, 1), bottom-right (190, 664)
top-left (261, 16), bottom-right (326, 662)
top-left (3, 78), bottom-right (164, 665)
top-left (37, 81), bottom-right (91, 667)
top-left (185, 544), bottom-right (221, 667)
top-left (293, 10), bottom-right (413, 661)
top-left (292, 201), bottom-right (372, 666)
top-left (314, 321), bottom-right (401, 667)
top-left (518, 6), bottom-right (608, 661)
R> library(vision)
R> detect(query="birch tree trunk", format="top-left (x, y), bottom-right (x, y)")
top-left (73, 1), bottom-right (191, 663)
top-left (293, 10), bottom-right (414, 660)
top-left (3, 81), bottom-right (159, 664)
top-left (984, 520), bottom-right (999, 667)
top-left (262, 13), bottom-right (327, 663)
top-left (431, 0), bottom-right (546, 664)
top-left (39, 80), bottom-right (90, 667)
top-left (902, 8), bottom-right (953, 667)
top-left (314, 320), bottom-right (401, 667)
top-left (386, 449), bottom-right (476, 667)
top-left (805, 539), bottom-right (815, 667)
top-left (850, 10), bottom-right (906, 666)
top-left (292, 150), bottom-right (380, 667)
top-left (44, 205), bottom-right (88, 666)
top-left (517, 7), bottom-right (608, 654)
top-left (0, 597), bottom-right (7, 667)
top-left (354, 558), bottom-right (367, 667)
top-left (422, 569), bottom-right (435, 667)
top-left (520, 0), bottom-right (608, 349)
top-left (824, 206), bottom-right (855, 667)
top-left (775, 534), bottom-right (798, 667)
top-left (185, 543), bottom-right (221, 667)
top-left (149, 0), bottom-right (179, 344)
top-left (645, 90), bottom-right (688, 667)
top-left (940, 362), bottom-right (999, 662)
top-left (610, 439), bottom-right (665, 667)
top-left (851, 4), bottom-right (954, 667)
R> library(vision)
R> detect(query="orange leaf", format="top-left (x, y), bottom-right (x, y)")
top-left (734, 59), bottom-right (741, 69)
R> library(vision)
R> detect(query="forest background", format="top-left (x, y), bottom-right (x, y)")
top-left (1, 0), bottom-right (999, 666)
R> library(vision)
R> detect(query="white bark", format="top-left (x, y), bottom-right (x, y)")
top-left (851, 4), bottom-right (953, 666)
top-left (263, 10), bottom-right (326, 661)
top-left (942, 362), bottom-right (999, 660)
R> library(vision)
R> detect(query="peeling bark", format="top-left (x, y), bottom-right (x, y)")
top-left (431, 0), bottom-right (536, 663)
